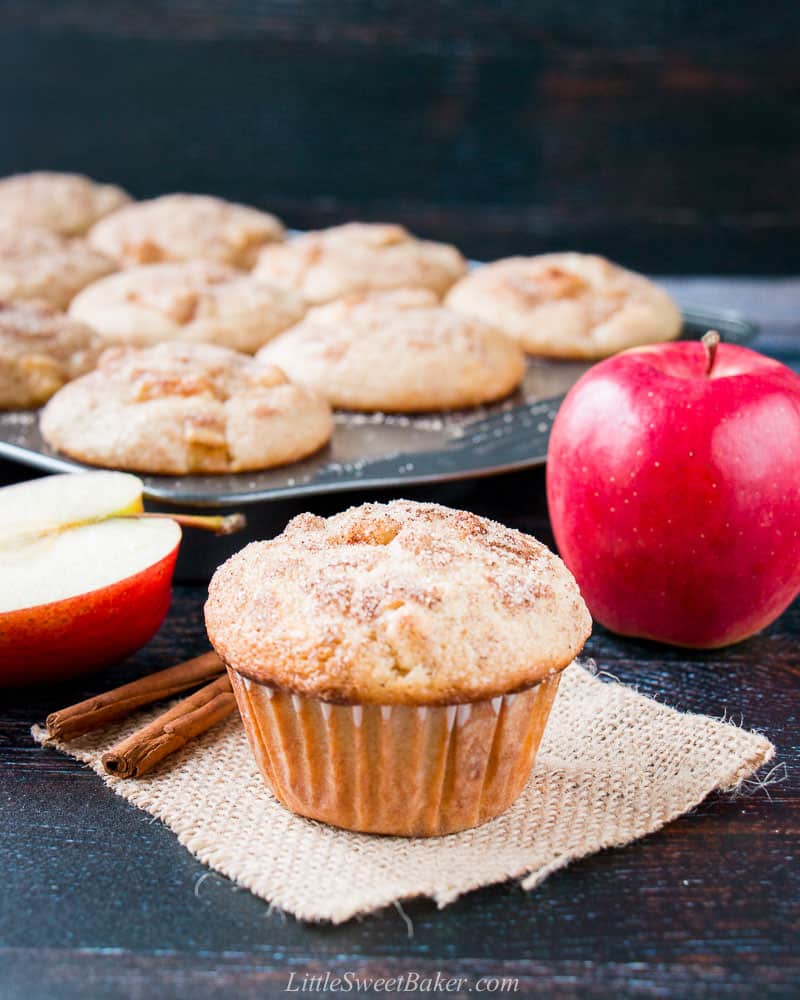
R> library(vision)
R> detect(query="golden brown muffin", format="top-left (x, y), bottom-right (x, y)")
top-left (69, 261), bottom-right (306, 354)
top-left (0, 171), bottom-right (130, 236)
top-left (88, 193), bottom-right (284, 268)
top-left (0, 223), bottom-right (116, 309)
top-left (258, 289), bottom-right (525, 412)
top-left (0, 300), bottom-right (102, 409)
top-left (40, 341), bottom-right (333, 475)
top-left (253, 222), bottom-right (467, 303)
top-left (205, 500), bottom-right (591, 834)
top-left (446, 252), bottom-right (682, 359)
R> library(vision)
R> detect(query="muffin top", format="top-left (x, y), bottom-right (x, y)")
top-left (253, 222), bottom-right (467, 303)
top-left (69, 261), bottom-right (306, 354)
top-left (205, 500), bottom-right (591, 704)
top-left (40, 341), bottom-right (333, 475)
top-left (0, 171), bottom-right (131, 236)
top-left (0, 222), bottom-right (116, 309)
top-left (88, 193), bottom-right (284, 268)
top-left (446, 252), bottom-right (682, 360)
top-left (0, 299), bottom-right (102, 409)
top-left (257, 288), bottom-right (525, 412)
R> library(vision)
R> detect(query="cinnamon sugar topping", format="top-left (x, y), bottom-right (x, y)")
top-left (205, 500), bottom-right (591, 705)
top-left (40, 341), bottom-right (333, 475)
top-left (446, 252), bottom-right (682, 360)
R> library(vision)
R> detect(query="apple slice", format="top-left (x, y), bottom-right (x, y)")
top-left (0, 469), bottom-right (144, 544)
top-left (0, 472), bottom-right (181, 685)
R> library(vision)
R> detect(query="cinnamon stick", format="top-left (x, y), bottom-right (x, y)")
top-left (46, 651), bottom-right (225, 740)
top-left (101, 674), bottom-right (236, 779)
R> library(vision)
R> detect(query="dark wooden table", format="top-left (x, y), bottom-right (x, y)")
top-left (1, 279), bottom-right (798, 999)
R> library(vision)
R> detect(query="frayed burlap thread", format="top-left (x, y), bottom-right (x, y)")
top-left (32, 662), bottom-right (774, 923)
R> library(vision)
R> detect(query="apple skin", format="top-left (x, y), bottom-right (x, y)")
top-left (0, 543), bottom-right (178, 686)
top-left (547, 340), bottom-right (800, 648)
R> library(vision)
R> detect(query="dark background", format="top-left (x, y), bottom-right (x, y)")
top-left (1, 1), bottom-right (798, 272)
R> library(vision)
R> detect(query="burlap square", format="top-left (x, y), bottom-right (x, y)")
top-left (32, 662), bottom-right (774, 923)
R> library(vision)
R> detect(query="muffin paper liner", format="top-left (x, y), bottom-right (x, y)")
top-left (34, 661), bottom-right (775, 923)
top-left (228, 667), bottom-right (562, 836)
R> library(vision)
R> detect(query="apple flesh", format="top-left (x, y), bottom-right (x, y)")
top-left (0, 469), bottom-right (144, 543)
top-left (0, 472), bottom-right (181, 685)
top-left (547, 336), bottom-right (800, 648)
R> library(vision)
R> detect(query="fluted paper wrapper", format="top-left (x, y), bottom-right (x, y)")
top-left (229, 669), bottom-right (561, 836)
top-left (32, 662), bottom-right (775, 923)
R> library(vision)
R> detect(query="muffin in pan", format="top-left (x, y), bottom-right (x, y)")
top-left (257, 289), bottom-right (525, 412)
top-left (205, 500), bottom-right (591, 836)
top-left (40, 341), bottom-right (333, 475)
top-left (69, 261), bottom-right (306, 354)
top-left (0, 299), bottom-right (102, 409)
top-left (88, 193), bottom-right (284, 269)
top-left (253, 222), bottom-right (467, 303)
top-left (446, 252), bottom-right (682, 360)
top-left (0, 222), bottom-right (116, 310)
top-left (0, 171), bottom-right (130, 237)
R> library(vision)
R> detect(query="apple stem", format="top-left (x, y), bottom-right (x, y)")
top-left (1, 511), bottom-right (247, 550)
top-left (129, 512), bottom-right (247, 536)
top-left (702, 330), bottom-right (721, 376)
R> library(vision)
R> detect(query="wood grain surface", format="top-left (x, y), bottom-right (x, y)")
top-left (1, 496), bottom-right (798, 999)
top-left (0, 1), bottom-right (798, 271)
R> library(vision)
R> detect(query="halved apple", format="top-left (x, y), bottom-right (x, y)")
top-left (0, 472), bottom-right (181, 685)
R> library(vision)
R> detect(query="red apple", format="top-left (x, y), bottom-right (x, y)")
top-left (0, 472), bottom-right (181, 685)
top-left (547, 334), bottom-right (800, 647)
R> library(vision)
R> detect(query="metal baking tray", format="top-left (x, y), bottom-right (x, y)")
top-left (0, 305), bottom-right (756, 508)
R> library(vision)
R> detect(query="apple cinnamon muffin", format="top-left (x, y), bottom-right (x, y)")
top-left (0, 171), bottom-right (130, 236)
top-left (258, 289), bottom-right (525, 411)
top-left (40, 342), bottom-right (333, 474)
top-left (0, 222), bottom-right (116, 309)
top-left (253, 222), bottom-right (467, 303)
top-left (446, 252), bottom-right (682, 359)
top-left (0, 300), bottom-right (102, 409)
top-left (205, 500), bottom-right (591, 835)
top-left (69, 261), bottom-right (306, 354)
top-left (88, 193), bottom-right (284, 268)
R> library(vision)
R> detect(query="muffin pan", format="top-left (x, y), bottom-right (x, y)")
top-left (0, 305), bottom-right (756, 508)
